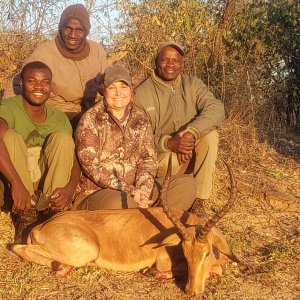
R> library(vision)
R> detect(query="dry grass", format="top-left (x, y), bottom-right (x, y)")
top-left (1, 121), bottom-right (300, 300)
top-left (1, 1), bottom-right (299, 298)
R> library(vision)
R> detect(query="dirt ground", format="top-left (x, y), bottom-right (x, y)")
top-left (0, 133), bottom-right (299, 300)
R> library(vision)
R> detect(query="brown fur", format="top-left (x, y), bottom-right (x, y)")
top-left (10, 207), bottom-right (238, 295)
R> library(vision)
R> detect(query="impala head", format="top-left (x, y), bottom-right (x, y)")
top-left (159, 156), bottom-right (238, 295)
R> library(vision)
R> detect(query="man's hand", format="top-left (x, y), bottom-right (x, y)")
top-left (167, 130), bottom-right (195, 153)
top-left (133, 189), bottom-right (153, 208)
top-left (49, 186), bottom-right (73, 211)
top-left (167, 130), bottom-right (195, 164)
top-left (49, 156), bottom-right (81, 211)
top-left (11, 183), bottom-right (35, 213)
top-left (177, 152), bottom-right (193, 164)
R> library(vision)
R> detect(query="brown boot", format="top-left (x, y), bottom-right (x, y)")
top-left (13, 209), bottom-right (38, 244)
top-left (13, 207), bottom-right (57, 244)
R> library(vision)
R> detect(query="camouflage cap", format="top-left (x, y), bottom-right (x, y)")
top-left (157, 40), bottom-right (185, 56)
top-left (104, 64), bottom-right (132, 86)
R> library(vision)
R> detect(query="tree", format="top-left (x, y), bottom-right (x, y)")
top-left (231, 0), bottom-right (300, 130)
top-left (0, 0), bottom-right (117, 95)
top-left (113, 0), bottom-right (218, 83)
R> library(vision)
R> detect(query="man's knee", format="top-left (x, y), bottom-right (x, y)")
top-left (47, 131), bottom-right (73, 143)
top-left (192, 130), bottom-right (219, 199)
top-left (195, 130), bottom-right (219, 154)
top-left (45, 131), bottom-right (74, 149)
top-left (2, 130), bottom-right (28, 167)
top-left (3, 129), bottom-right (24, 145)
top-left (167, 175), bottom-right (197, 211)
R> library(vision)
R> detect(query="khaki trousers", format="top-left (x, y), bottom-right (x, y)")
top-left (0, 130), bottom-right (74, 210)
top-left (156, 130), bottom-right (219, 199)
top-left (76, 174), bottom-right (196, 211)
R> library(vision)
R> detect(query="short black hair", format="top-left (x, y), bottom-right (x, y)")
top-left (20, 61), bottom-right (52, 79)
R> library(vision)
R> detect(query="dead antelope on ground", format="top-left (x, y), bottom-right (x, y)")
top-left (8, 159), bottom-right (238, 296)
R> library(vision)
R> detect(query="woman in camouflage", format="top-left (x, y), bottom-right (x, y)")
top-left (73, 64), bottom-right (157, 209)
top-left (73, 64), bottom-right (196, 210)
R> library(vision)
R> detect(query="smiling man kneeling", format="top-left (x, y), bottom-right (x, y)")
top-left (0, 61), bottom-right (80, 243)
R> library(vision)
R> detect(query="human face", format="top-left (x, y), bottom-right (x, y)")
top-left (156, 46), bottom-right (183, 82)
top-left (60, 19), bottom-right (87, 51)
top-left (20, 68), bottom-right (51, 106)
top-left (104, 81), bottom-right (132, 116)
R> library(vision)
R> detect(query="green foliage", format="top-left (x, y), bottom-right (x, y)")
top-left (1, 0), bottom-right (299, 132)
top-left (0, 0), bottom-right (116, 97)
top-left (230, 0), bottom-right (300, 129)
top-left (0, 0), bottom-right (67, 96)
top-left (113, 0), bottom-right (218, 82)
top-left (112, 0), bottom-right (299, 132)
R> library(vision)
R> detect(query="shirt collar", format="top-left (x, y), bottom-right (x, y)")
top-left (151, 71), bottom-right (182, 89)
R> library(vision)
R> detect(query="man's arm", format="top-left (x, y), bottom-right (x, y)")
top-left (187, 77), bottom-right (225, 139)
top-left (165, 77), bottom-right (225, 164)
top-left (0, 118), bottom-right (33, 212)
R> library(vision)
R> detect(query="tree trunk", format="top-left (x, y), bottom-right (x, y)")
top-left (208, 0), bottom-right (236, 70)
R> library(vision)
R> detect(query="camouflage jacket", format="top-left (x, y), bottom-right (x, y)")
top-left (74, 100), bottom-right (157, 203)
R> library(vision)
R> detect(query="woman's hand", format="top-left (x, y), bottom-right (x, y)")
top-left (133, 189), bottom-right (153, 208)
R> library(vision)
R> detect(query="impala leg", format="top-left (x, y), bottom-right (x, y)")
top-left (8, 244), bottom-right (72, 277)
top-left (8, 244), bottom-right (54, 267)
top-left (50, 261), bottom-right (73, 278)
top-left (155, 246), bottom-right (187, 279)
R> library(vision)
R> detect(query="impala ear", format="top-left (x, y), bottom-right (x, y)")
top-left (212, 233), bottom-right (239, 263)
top-left (154, 233), bottom-right (181, 248)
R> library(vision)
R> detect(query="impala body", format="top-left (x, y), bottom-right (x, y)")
top-left (9, 160), bottom-right (238, 295)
